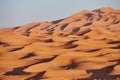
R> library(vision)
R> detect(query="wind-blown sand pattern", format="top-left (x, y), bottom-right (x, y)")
top-left (0, 7), bottom-right (120, 80)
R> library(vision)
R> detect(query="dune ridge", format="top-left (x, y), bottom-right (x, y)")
top-left (0, 7), bottom-right (120, 80)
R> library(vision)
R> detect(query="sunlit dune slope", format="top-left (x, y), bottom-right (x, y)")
top-left (0, 7), bottom-right (120, 80)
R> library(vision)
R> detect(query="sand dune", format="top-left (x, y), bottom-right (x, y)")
top-left (0, 7), bottom-right (120, 80)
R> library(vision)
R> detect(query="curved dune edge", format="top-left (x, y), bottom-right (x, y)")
top-left (0, 7), bottom-right (120, 80)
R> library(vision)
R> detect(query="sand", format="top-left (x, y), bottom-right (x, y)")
top-left (0, 7), bottom-right (120, 80)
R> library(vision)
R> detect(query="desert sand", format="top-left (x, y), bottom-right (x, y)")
top-left (0, 7), bottom-right (120, 80)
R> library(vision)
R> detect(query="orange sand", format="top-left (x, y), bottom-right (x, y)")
top-left (0, 7), bottom-right (120, 80)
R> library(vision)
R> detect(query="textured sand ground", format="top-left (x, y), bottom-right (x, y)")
top-left (0, 7), bottom-right (120, 80)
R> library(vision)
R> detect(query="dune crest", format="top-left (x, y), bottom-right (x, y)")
top-left (0, 7), bottom-right (120, 80)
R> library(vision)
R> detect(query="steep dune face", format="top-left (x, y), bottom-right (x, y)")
top-left (0, 7), bottom-right (120, 80)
